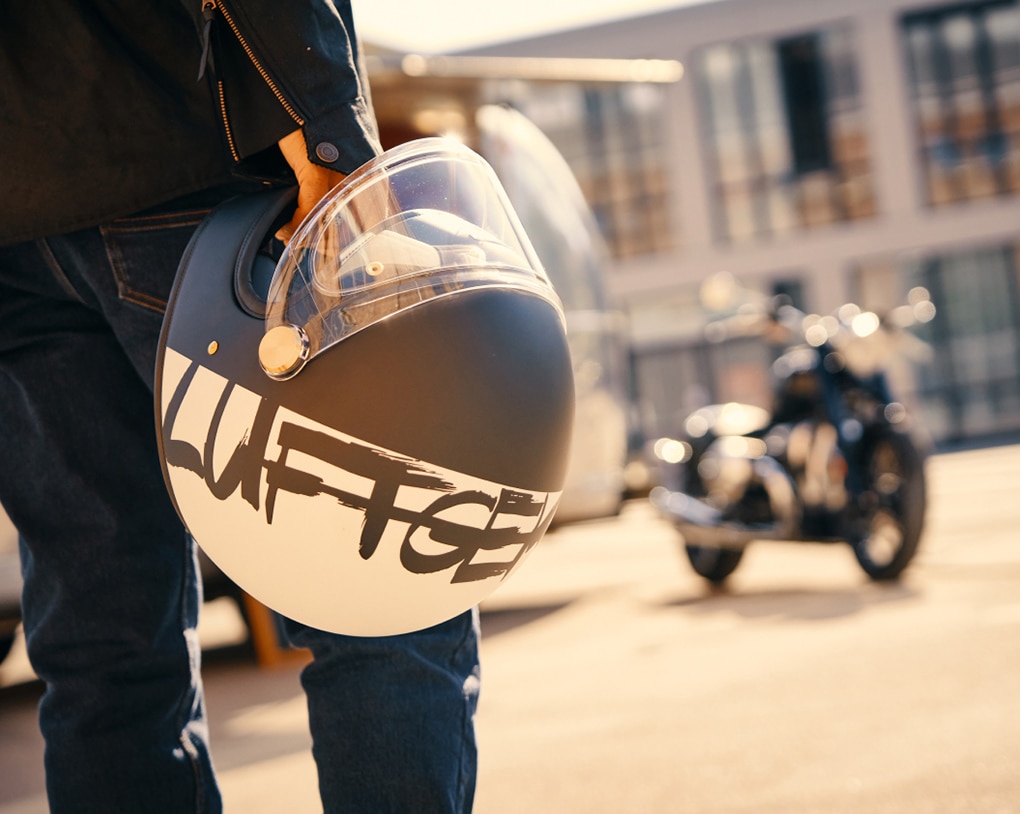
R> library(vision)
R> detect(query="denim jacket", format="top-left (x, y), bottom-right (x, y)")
top-left (0, 0), bottom-right (381, 245)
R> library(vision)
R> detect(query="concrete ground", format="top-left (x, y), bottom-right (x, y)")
top-left (1, 442), bottom-right (1018, 813)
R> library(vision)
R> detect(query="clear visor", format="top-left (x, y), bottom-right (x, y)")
top-left (261, 138), bottom-right (562, 379)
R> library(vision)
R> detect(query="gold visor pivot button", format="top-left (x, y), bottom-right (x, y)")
top-left (259, 324), bottom-right (310, 380)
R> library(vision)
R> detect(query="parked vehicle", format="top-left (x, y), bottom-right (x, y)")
top-left (366, 54), bottom-right (664, 523)
top-left (650, 277), bottom-right (935, 584)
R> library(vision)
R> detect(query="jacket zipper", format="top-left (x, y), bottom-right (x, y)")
top-left (199, 0), bottom-right (305, 160)
top-left (215, 81), bottom-right (240, 162)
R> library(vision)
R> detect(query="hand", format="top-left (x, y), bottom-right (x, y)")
top-left (275, 129), bottom-right (347, 244)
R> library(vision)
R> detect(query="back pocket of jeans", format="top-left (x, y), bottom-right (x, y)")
top-left (101, 208), bottom-right (209, 314)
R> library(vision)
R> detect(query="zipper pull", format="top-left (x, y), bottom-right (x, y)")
top-left (197, 0), bottom-right (216, 80)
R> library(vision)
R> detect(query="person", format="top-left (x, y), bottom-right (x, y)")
top-left (0, 2), bottom-right (480, 812)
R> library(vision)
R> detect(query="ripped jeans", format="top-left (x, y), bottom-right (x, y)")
top-left (0, 186), bottom-right (480, 814)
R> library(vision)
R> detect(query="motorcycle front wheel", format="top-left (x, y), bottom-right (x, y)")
top-left (850, 431), bottom-right (927, 581)
top-left (684, 544), bottom-right (745, 584)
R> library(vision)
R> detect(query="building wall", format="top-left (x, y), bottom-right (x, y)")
top-left (466, 0), bottom-right (1020, 445)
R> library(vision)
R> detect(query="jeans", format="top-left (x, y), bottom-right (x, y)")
top-left (0, 186), bottom-right (480, 814)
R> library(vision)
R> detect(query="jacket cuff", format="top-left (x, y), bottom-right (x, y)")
top-left (301, 96), bottom-right (382, 175)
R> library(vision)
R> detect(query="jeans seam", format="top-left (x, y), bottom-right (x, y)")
top-left (451, 606), bottom-right (480, 672)
top-left (174, 541), bottom-right (210, 814)
top-left (36, 238), bottom-right (87, 304)
top-left (456, 693), bottom-right (472, 813)
top-left (452, 608), bottom-right (480, 813)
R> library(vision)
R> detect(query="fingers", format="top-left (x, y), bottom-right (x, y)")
top-left (276, 168), bottom-right (346, 243)
top-left (275, 129), bottom-right (346, 244)
top-left (275, 213), bottom-right (302, 245)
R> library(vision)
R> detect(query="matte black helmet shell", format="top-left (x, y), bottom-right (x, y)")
top-left (156, 140), bottom-right (574, 635)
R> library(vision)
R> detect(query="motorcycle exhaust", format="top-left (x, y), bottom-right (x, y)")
top-left (650, 456), bottom-right (799, 548)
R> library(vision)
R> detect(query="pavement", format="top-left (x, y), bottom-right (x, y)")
top-left (1, 442), bottom-right (1018, 813)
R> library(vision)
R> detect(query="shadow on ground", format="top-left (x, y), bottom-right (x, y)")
top-left (657, 578), bottom-right (919, 622)
top-left (480, 602), bottom-right (573, 638)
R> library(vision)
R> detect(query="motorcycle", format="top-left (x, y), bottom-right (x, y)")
top-left (649, 280), bottom-right (935, 585)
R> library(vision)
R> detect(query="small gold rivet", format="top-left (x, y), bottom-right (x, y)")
top-left (207, 340), bottom-right (219, 355)
top-left (366, 261), bottom-right (385, 277)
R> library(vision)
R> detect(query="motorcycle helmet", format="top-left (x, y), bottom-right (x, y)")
top-left (155, 138), bottom-right (574, 636)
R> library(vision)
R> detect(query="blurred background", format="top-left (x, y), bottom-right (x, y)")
top-left (448, 0), bottom-right (1020, 457)
top-left (4, 0), bottom-right (1020, 699)
top-left (2, 0), bottom-right (1019, 810)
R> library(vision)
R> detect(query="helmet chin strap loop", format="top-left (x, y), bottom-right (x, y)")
top-left (231, 186), bottom-right (299, 319)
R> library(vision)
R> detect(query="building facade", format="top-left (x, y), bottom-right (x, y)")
top-left (466, 0), bottom-right (1020, 447)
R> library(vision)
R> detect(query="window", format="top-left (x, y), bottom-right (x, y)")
top-left (853, 242), bottom-right (1020, 442)
top-left (696, 23), bottom-right (875, 243)
top-left (903, 1), bottom-right (1020, 205)
top-left (631, 337), bottom-right (774, 439)
top-left (509, 83), bottom-right (676, 259)
top-left (778, 35), bottom-right (834, 174)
